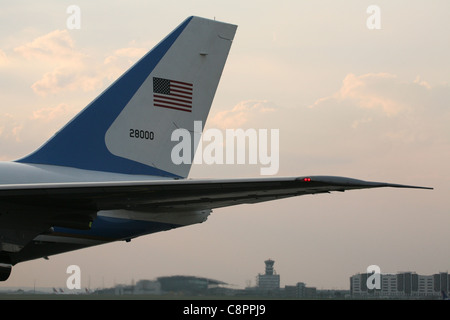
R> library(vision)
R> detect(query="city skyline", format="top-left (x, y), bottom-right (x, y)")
top-left (3, 258), bottom-right (448, 300)
top-left (0, 1), bottom-right (448, 290)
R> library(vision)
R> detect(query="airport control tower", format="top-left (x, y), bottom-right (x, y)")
top-left (257, 259), bottom-right (280, 291)
top-left (265, 259), bottom-right (275, 275)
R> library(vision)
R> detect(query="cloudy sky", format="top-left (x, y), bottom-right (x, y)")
top-left (0, 1), bottom-right (449, 290)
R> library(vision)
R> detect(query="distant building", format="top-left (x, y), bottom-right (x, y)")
top-left (135, 279), bottom-right (161, 295)
top-left (113, 280), bottom-right (160, 295)
top-left (257, 259), bottom-right (280, 292)
top-left (350, 271), bottom-right (450, 298)
top-left (297, 282), bottom-right (317, 298)
top-left (157, 275), bottom-right (226, 295)
top-left (97, 276), bottom-right (226, 296)
top-left (285, 282), bottom-right (317, 299)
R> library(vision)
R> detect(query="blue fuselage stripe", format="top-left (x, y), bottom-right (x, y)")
top-left (53, 216), bottom-right (179, 241)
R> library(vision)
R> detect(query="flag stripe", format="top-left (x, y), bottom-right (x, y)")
top-left (169, 92), bottom-right (192, 100)
top-left (154, 98), bottom-right (192, 109)
top-left (154, 104), bottom-right (191, 112)
top-left (171, 88), bottom-right (192, 95)
top-left (171, 83), bottom-right (193, 90)
top-left (154, 94), bottom-right (191, 105)
top-left (170, 80), bottom-right (193, 87)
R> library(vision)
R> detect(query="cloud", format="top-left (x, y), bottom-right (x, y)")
top-left (14, 29), bottom-right (83, 66)
top-left (102, 46), bottom-right (148, 83)
top-left (196, 73), bottom-right (449, 175)
top-left (14, 30), bottom-right (94, 96)
top-left (31, 103), bottom-right (70, 121)
top-left (104, 47), bottom-right (147, 65)
top-left (208, 100), bottom-right (277, 129)
top-left (0, 49), bottom-right (9, 66)
top-left (0, 113), bottom-right (23, 143)
top-left (307, 72), bottom-right (450, 150)
top-left (31, 68), bottom-right (104, 96)
top-left (0, 103), bottom-right (80, 160)
top-left (310, 73), bottom-right (409, 116)
top-left (13, 30), bottom-right (147, 97)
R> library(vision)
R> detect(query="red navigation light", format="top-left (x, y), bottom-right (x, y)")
top-left (303, 177), bottom-right (311, 182)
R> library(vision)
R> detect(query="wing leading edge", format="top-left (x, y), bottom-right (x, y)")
top-left (0, 175), bottom-right (432, 212)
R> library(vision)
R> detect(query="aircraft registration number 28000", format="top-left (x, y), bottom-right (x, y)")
top-left (129, 129), bottom-right (155, 140)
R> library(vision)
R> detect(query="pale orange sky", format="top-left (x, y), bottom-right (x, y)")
top-left (0, 1), bottom-right (449, 290)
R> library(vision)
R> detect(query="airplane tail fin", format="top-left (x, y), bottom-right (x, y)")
top-left (17, 16), bottom-right (237, 178)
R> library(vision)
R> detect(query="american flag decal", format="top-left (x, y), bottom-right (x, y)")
top-left (153, 77), bottom-right (193, 112)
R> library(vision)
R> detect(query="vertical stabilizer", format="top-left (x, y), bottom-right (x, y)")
top-left (17, 17), bottom-right (237, 178)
